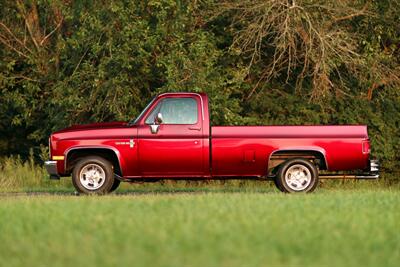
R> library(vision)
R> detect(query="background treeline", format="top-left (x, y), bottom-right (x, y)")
top-left (0, 0), bottom-right (399, 174)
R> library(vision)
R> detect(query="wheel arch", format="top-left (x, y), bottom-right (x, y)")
top-left (267, 147), bottom-right (328, 175)
top-left (65, 146), bottom-right (123, 176)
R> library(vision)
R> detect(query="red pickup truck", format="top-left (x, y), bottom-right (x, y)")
top-left (45, 92), bottom-right (379, 194)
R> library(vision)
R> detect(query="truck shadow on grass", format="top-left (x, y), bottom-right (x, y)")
top-left (0, 187), bottom-right (280, 197)
top-left (0, 178), bottom-right (397, 197)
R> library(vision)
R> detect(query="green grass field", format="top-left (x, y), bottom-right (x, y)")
top-left (1, 190), bottom-right (399, 267)
top-left (1, 157), bottom-right (400, 267)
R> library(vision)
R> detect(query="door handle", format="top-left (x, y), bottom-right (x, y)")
top-left (188, 127), bottom-right (201, 131)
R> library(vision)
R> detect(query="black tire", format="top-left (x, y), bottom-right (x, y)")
top-left (109, 178), bottom-right (121, 193)
top-left (72, 156), bottom-right (115, 195)
top-left (276, 158), bottom-right (319, 193)
top-left (273, 177), bottom-right (283, 192)
top-left (270, 167), bottom-right (283, 191)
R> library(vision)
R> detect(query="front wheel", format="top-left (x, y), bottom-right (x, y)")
top-left (72, 156), bottom-right (116, 194)
top-left (275, 158), bottom-right (319, 193)
top-left (109, 178), bottom-right (121, 193)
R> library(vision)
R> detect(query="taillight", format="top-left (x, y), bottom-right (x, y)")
top-left (362, 140), bottom-right (370, 154)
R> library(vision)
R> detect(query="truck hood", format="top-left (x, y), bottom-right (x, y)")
top-left (53, 122), bottom-right (128, 134)
top-left (51, 121), bottom-right (138, 142)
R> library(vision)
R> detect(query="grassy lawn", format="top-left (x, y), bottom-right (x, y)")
top-left (1, 157), bottom-right (399, 266)
top-left (0, 189), bottom-right (399, 267)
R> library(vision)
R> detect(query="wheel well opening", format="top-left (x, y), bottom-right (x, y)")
top-left (268, 150), bottom-right (327, 175)
top-left (66, 148), bottom-right (122, 176)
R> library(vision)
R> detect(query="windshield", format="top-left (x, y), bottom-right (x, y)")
top-left (128, 96), bottom-right (157, 125)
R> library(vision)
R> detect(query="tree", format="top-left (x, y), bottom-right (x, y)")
top-left (218, 0), bottom-right (400, 101)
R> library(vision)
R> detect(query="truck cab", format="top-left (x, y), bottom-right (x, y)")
top-left (135, 93), bottom-right (210, 177)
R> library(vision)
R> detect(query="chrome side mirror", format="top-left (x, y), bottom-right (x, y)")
top-left (155, 112), bottom-right (163, 124)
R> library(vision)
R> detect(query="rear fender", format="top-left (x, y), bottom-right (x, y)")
top-left (268, 147), bottom-right (328, 174)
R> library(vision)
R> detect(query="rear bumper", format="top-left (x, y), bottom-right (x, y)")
top-left (319, 160), bottom-right (380, 179)
top-left (356, 159), bottom-right (379, 179)
top-left (44, 161), bottom-right (60, 180)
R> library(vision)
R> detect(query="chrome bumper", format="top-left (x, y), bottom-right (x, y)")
top-left (319, 160), bottom-right (380, 179)
top-left (357, 159), bottom-right (379, 179)
top-left (369, 160), bottom-right (379, 173)
top-left (44, 161), bottom-right (60, 180)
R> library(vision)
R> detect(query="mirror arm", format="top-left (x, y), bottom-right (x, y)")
top-left (150, 124), bottom-right (160, 134)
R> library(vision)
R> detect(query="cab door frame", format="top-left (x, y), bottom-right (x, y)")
top-left (136, 93), bottom-right (209, 177)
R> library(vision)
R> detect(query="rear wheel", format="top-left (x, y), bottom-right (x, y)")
top-left (72, 156), bottom-right (115, 194)
top-left (275, 158), bottom-right (319, 193)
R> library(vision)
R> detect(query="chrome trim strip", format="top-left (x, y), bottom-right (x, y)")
top-left (319, 174), bottom-right (379, 179)
top-left (356, 175), bottom-right (379, 179)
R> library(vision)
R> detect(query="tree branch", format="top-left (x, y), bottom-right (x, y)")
top-left (40, 18), bottom-right (63, 46)
top-left (333, 2), bottom-right (370, 23)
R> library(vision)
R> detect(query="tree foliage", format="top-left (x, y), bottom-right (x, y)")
top-left (0, 0), bottom-right (399, 173)
top-left (217, 0), bottom-right (400, 100)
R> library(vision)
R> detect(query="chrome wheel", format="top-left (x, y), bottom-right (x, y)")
top-left (284, 164), bottom-right (312, 191)
top-left (79, 163), bottom-right (106, 190)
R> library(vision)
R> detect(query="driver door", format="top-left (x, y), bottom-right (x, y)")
top-left (137, 95), bottom-right (204, 176)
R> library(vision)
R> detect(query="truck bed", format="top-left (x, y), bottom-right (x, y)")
top-left (211, 125), bottom-right (368, 139)
top-left (211, 125), bottom-right (369, 176)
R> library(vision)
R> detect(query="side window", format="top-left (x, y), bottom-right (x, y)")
top-left (145, 97), bottom-right (198, 124)
top-left (145, 102), bottom-right (162, 124)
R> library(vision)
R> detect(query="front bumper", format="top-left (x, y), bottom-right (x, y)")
top-left (44, 161), bottom-right (60, 180)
